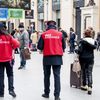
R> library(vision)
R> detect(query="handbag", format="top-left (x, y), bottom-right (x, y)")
top-left (22, 48), bottom-right (31, 60)
top-left (72, 60), bottom-right (81, 73)
top-left (72, 53), bottom-right (81, 78)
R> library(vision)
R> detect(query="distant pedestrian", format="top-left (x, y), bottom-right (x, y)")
top-left (14, 29), bottom-right (20, 54)
top-left (0, 22), bottom-right (20, 98)
top-left (58, 27), bottom-right (68, 42)
top-left (75, 29), bottom-right (96, 95)
top-left (96, 32), bottom-right (100, 51)
top-left (69, 27), bottom-right (76, 53)
top-left (18, 23), bottom-right (29, 70)
top-left (37, 20), bottom-right (66, 100)
top-left (30, 31), bottom-right (38, 51)
top-left (27, 27), bottom-right (32, 48)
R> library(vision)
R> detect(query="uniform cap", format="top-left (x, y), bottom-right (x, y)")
top-left (18, 23), bottom-right (24, 28)
top-left (47, 20), bottom-right (56, 25)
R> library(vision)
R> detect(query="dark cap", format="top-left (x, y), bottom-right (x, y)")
top-left (0, 22), bottom-right (7, 29)
top-left (47, 20), bottom-right (56, 25)
top-left (18, 23), bottom-right (24, 28)
top-left (0, 22), bottom-right (4, 28)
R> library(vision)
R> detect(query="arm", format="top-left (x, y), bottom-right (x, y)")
top-left (11, 37), bottom-right (20, 49)
top-left (23, 32), bottom-right (29, 48)
top-left (37, 35), bottom-right (44, 51)
top-left (62, 35), bottom-right (66, 52)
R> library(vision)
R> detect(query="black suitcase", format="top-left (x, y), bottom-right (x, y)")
top-left (70, 63), bottom-right (81, 88)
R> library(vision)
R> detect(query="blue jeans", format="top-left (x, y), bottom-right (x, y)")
top-left (20, 50), bottom-right (26, 67)
top-left (43, 65), bottom-right (61, 97)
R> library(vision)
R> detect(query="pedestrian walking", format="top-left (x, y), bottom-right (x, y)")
top-left (58, 27), bottom-right (68, 42)
top-left (30, 31), bottom-right (38, 51)
top-left (14, 29), bottom-right (20, 54)
top-left (75, 29), bottom-right (96, 95)
top-left (96, 32), bottom-right (100, 51)
top-left (0, 22), bottom-right (20, 97)
top-left (37, 20), bottom-right (66, 100)
top-left (18, 23), bottom-right (29, 70)
top-left (68, 27), bottom-right (76, 54)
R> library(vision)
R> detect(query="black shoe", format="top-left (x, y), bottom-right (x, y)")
top-left (18, 66), bottom-right (24, 70)
top-left (0, 94), bottom-right (4, 97)
top-left (87, 87), bottom-right (92, 95)
top-left (88, 91), bottom-right (92, 95)
top-left (55, 97), bottom-right (60, 100)
top-left (9, 91), bottom-right (16, 98)
top-left (81, 85), bottom-right (88, 91)
top-left (42, 94), bottom-right (49, 98)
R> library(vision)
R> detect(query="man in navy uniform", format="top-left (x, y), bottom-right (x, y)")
top-left (37, 20), bottom-right (66, 100)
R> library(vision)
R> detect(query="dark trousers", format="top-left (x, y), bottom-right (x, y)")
top-left (43, 65), bottom-right (61, 97)
top-left (80, 61), bottom-right (93, 88)
top-left (31, 44), bottom-right (37, 51)
top-left (20, 49), bottom-right (26, 67)
top-left (0, 61), bottom-right (14, 95)
top-left (69, 42), bottom-right (75, 53)
top-left (15, 48), bottom-right (19, 54)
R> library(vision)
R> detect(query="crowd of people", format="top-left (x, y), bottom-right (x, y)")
top-left (0, 20), bottom-right (99, 100)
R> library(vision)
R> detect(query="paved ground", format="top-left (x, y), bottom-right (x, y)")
top-left (1, 50), bottom-right (100, 100)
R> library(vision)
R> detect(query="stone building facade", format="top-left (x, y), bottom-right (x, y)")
top-left (34, 0), bottom-right (100, 38)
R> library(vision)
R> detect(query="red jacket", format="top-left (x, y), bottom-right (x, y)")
top-left (0, 34), bottom-right (20, 62)
top-left (42, 29), bottom-right (63, 56)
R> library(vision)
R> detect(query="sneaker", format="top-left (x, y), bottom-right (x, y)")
top-left (55, 97), bottom-right (60, 100)
top-left (81, 85), bottom-right (88, 91)
top-left (42, 94), bottom-right (49, 98)
top-left (9, 91), bottom-right (16, 98)
top-left (88, 87), bottom-right (92, 95)
top-left (18, 66), bottom-right (24, 70)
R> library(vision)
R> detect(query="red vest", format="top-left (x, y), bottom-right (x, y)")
top-left (42, 29), bottom-right (63, 56)
top-left (0, 34), bottom-right (20, 62)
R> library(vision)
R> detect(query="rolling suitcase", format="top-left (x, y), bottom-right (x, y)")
top-left (70, 63), bottom-right (81, 88)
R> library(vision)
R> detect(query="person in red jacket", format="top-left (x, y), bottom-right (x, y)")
top-left (0, 22), bottom-right (20, 98)
top-left (37, 20), bottom-right (66, 100)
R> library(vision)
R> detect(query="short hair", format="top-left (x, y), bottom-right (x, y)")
top-left (84, 29), bottom-right (92, 37)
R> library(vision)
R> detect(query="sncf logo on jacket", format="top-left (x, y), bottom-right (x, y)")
top-left (0, 39), bottom-right (10, 44)
top-left (45, 34), bottom-right (60, 39)
top-left (42, 29), bottom-right (63, 56)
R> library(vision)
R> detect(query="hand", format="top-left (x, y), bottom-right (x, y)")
top-left (39, 51), bottom-right (43, 54)
top-left (24, 47), bottom-right (28, 49)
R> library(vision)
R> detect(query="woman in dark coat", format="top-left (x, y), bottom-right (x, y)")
top-left (76, 29), bottom-right (96, 95)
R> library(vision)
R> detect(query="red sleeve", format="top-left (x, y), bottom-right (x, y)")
top-left (11, 37), bottom-right (20, 49)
